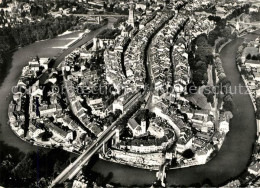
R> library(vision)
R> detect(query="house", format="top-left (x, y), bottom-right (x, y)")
top-left (88, 98), bottom-right (104, 117)
top-left (8, 102), bottom-right (17, 126)
top-left (128, 118), bottom-right (146, 137)
top-left (248, 162), bottom-right (260, 175)
top-left (176, 128), bottom-right (193, 153)
top-left (113, 99), bottom-right (124, 113)
top-left (46, 122), bottom-right (68, 139)
top-left (219, 120), bottom-right (229, 134)
top-left (245, 60), bottom-right (260, 69)
top-left (256, 89), bottom-right (260, 98)
top-left (176, 136), bottom-right (193, 153)
top-left (39, 104), bottom-right (61, 117)
top-left (136, 3), bottom-right (147, 10)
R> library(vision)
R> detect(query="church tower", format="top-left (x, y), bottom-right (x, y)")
top-left (128, 0), bottom-right (135, 28)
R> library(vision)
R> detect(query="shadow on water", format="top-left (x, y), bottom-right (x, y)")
top-left (82, 154), bottom-right (114, 186)
top-left (0, 140), bottom-right (24, 163)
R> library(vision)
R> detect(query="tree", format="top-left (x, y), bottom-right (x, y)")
top-left (219, 77), bottom-right (231, 94)
top-left (193, 70), bottom-right (206, 86)
top-left (53, 160), bottom-right (67, 176)
top-left (195, 34), bottom-right (208, 47)
top-left (203, 86), bottom-right (215, 104)
top-left (223, 100), bottom-right (234, 111)
top-left (195, 44), bottom-right (213, 64)
top-left (208, 15), bottom-right (221, 23)
top-left (224, 111), bottom-right (233, 121)
top-left (182, 149), bottom-right (194, 159)
top-left (12, 153), bottom-right (37, 181)
top-left (246, 53), bottom-right (251, 60)
top-left (195, 61), bottom-right (207, 72)
top-left (208, 30), bottom-right (219, 46)
top-left (252, 55), bottom-right (258, 60)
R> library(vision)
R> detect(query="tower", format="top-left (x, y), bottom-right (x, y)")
top-left (141, 119), bottom-right (146, 134)
top-left (128, 0), bottom-right (135, 28)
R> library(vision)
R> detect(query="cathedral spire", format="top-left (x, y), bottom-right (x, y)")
top-left (128, 0), bottom-right (135, 28)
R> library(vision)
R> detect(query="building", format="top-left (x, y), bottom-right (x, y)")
top-left (248, 162), bottom-right (260, 175)
top-left (128, 0), bottom-right (135, 27)
top-left (46, 122), bottom-right (68, 139)
top-left (128, 118), bottom-right (146, 137)
top-left (219, 120), bottom-right (229, 134)
top-left (176, 128), bottom-right (193, 153)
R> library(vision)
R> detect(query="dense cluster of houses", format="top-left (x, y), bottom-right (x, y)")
top-left (103, 29), bottom-right (131, 95)
top-left (124, 10), bottom-right (174, 90)
top-left (7, 0), bottom-right (245, 174)
top-left (9, 57), bottom-right (92, 152)
top-left (62, 49), bottom-right (106, 136)
top-left (150, 14), bottom-right (189, 97)
top-left (232, 37), bottom-right (260, 186)
top-left (0, 0), bottom-right (43, 28)
top-left (100, 0), bottom-right (224, 169)
top-left (144, 10), bottom-right (232, 168)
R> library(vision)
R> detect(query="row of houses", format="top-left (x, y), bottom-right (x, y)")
top-left (150, 14), bottom-right (189, 97)
top-left (124, 9), bottom-right (174, 89)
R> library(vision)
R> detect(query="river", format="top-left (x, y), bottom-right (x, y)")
top-left (0, 21), bottom-right (259, 186)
